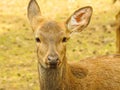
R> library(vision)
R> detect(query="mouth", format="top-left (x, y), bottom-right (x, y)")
top-left (48, 62), bottom-right (61, 69)
top-left (49, 64), bottom-right (57, 69)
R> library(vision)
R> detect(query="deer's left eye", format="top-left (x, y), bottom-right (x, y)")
top-left (62, 37), bottom-right (67, 43)
top-left (35, 37), bottom-right (41, 43)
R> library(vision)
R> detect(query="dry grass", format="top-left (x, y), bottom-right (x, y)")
top-left (0, 0), bottom-right (120, 90)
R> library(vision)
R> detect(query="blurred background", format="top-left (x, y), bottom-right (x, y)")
top-left (0, 0), bottom-right (120, 90)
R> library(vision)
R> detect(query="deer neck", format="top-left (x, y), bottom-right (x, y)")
top-left (38, 56), bottom-right (70, 90)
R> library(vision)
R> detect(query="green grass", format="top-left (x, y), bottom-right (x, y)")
top-left (0, 0), bottom-right (120, 90)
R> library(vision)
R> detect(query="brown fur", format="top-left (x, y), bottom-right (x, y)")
top-left (37, 21), bottom-right (120, 90)
top-left (116, 11), bottom-right (120, 54)
top-left (27, 0), bottom-right (120, 90)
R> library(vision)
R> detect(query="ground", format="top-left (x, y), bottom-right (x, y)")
top-left (0, 0), bottom-right (120, 90)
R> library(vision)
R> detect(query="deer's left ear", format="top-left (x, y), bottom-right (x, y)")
top-left (66, 6), bottom-right (93, 33)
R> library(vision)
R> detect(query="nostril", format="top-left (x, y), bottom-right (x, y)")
top-left (48, 56), bottom-right (51, 61)
top-left (56, 58), bottom-right (59, 61)
top-left (48, 56), bottom-right (52, 61)
top-left (47, 55), bottom-right (59, 62)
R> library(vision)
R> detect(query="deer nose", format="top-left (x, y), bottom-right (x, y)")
top-left (47, 55), bottom-right (59, 64)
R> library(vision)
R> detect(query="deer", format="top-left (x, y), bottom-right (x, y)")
top-left (113, 0), bottom-right (120, 54)
top-left (27, 0), bottom-right (120, 90)
top-left (116, 11), bottom-right (120, 54)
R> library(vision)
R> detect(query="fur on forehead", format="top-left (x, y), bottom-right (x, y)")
top-left (35, 20), bottom-right (66, 37)
top-left (39, 21), bottom-right (65, 33)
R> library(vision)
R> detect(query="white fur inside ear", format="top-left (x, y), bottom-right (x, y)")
top-left (67, 16), bottom-right (78, 30)
top-left (67, 15), bottom-right (88, 31)
top-left (67, 7), bottom-right (92, 32)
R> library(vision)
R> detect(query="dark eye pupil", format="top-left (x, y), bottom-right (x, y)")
top-left (35, 38), bottom-right (40, 42)
top-left (62, 37), bottom-right (67, 42)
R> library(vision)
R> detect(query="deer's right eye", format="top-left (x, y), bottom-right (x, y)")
top-left (62, 37), bottom-right (67, 43)
top-left (35, 38), bottom-right (41, 43)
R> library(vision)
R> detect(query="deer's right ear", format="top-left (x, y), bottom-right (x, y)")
top-left (27, 0), bottom-right (42, 30)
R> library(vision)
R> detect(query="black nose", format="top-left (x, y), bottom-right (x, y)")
top-left (47, 55), bottom-right (59, 65)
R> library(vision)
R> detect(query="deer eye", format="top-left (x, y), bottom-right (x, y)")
top-left (62, 37), bottom-right (67, 43)
top-left (35, 37), bottom-right (41, 43)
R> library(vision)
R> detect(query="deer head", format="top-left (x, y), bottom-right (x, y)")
top-left (27, 0), bottom-right (93, 69)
